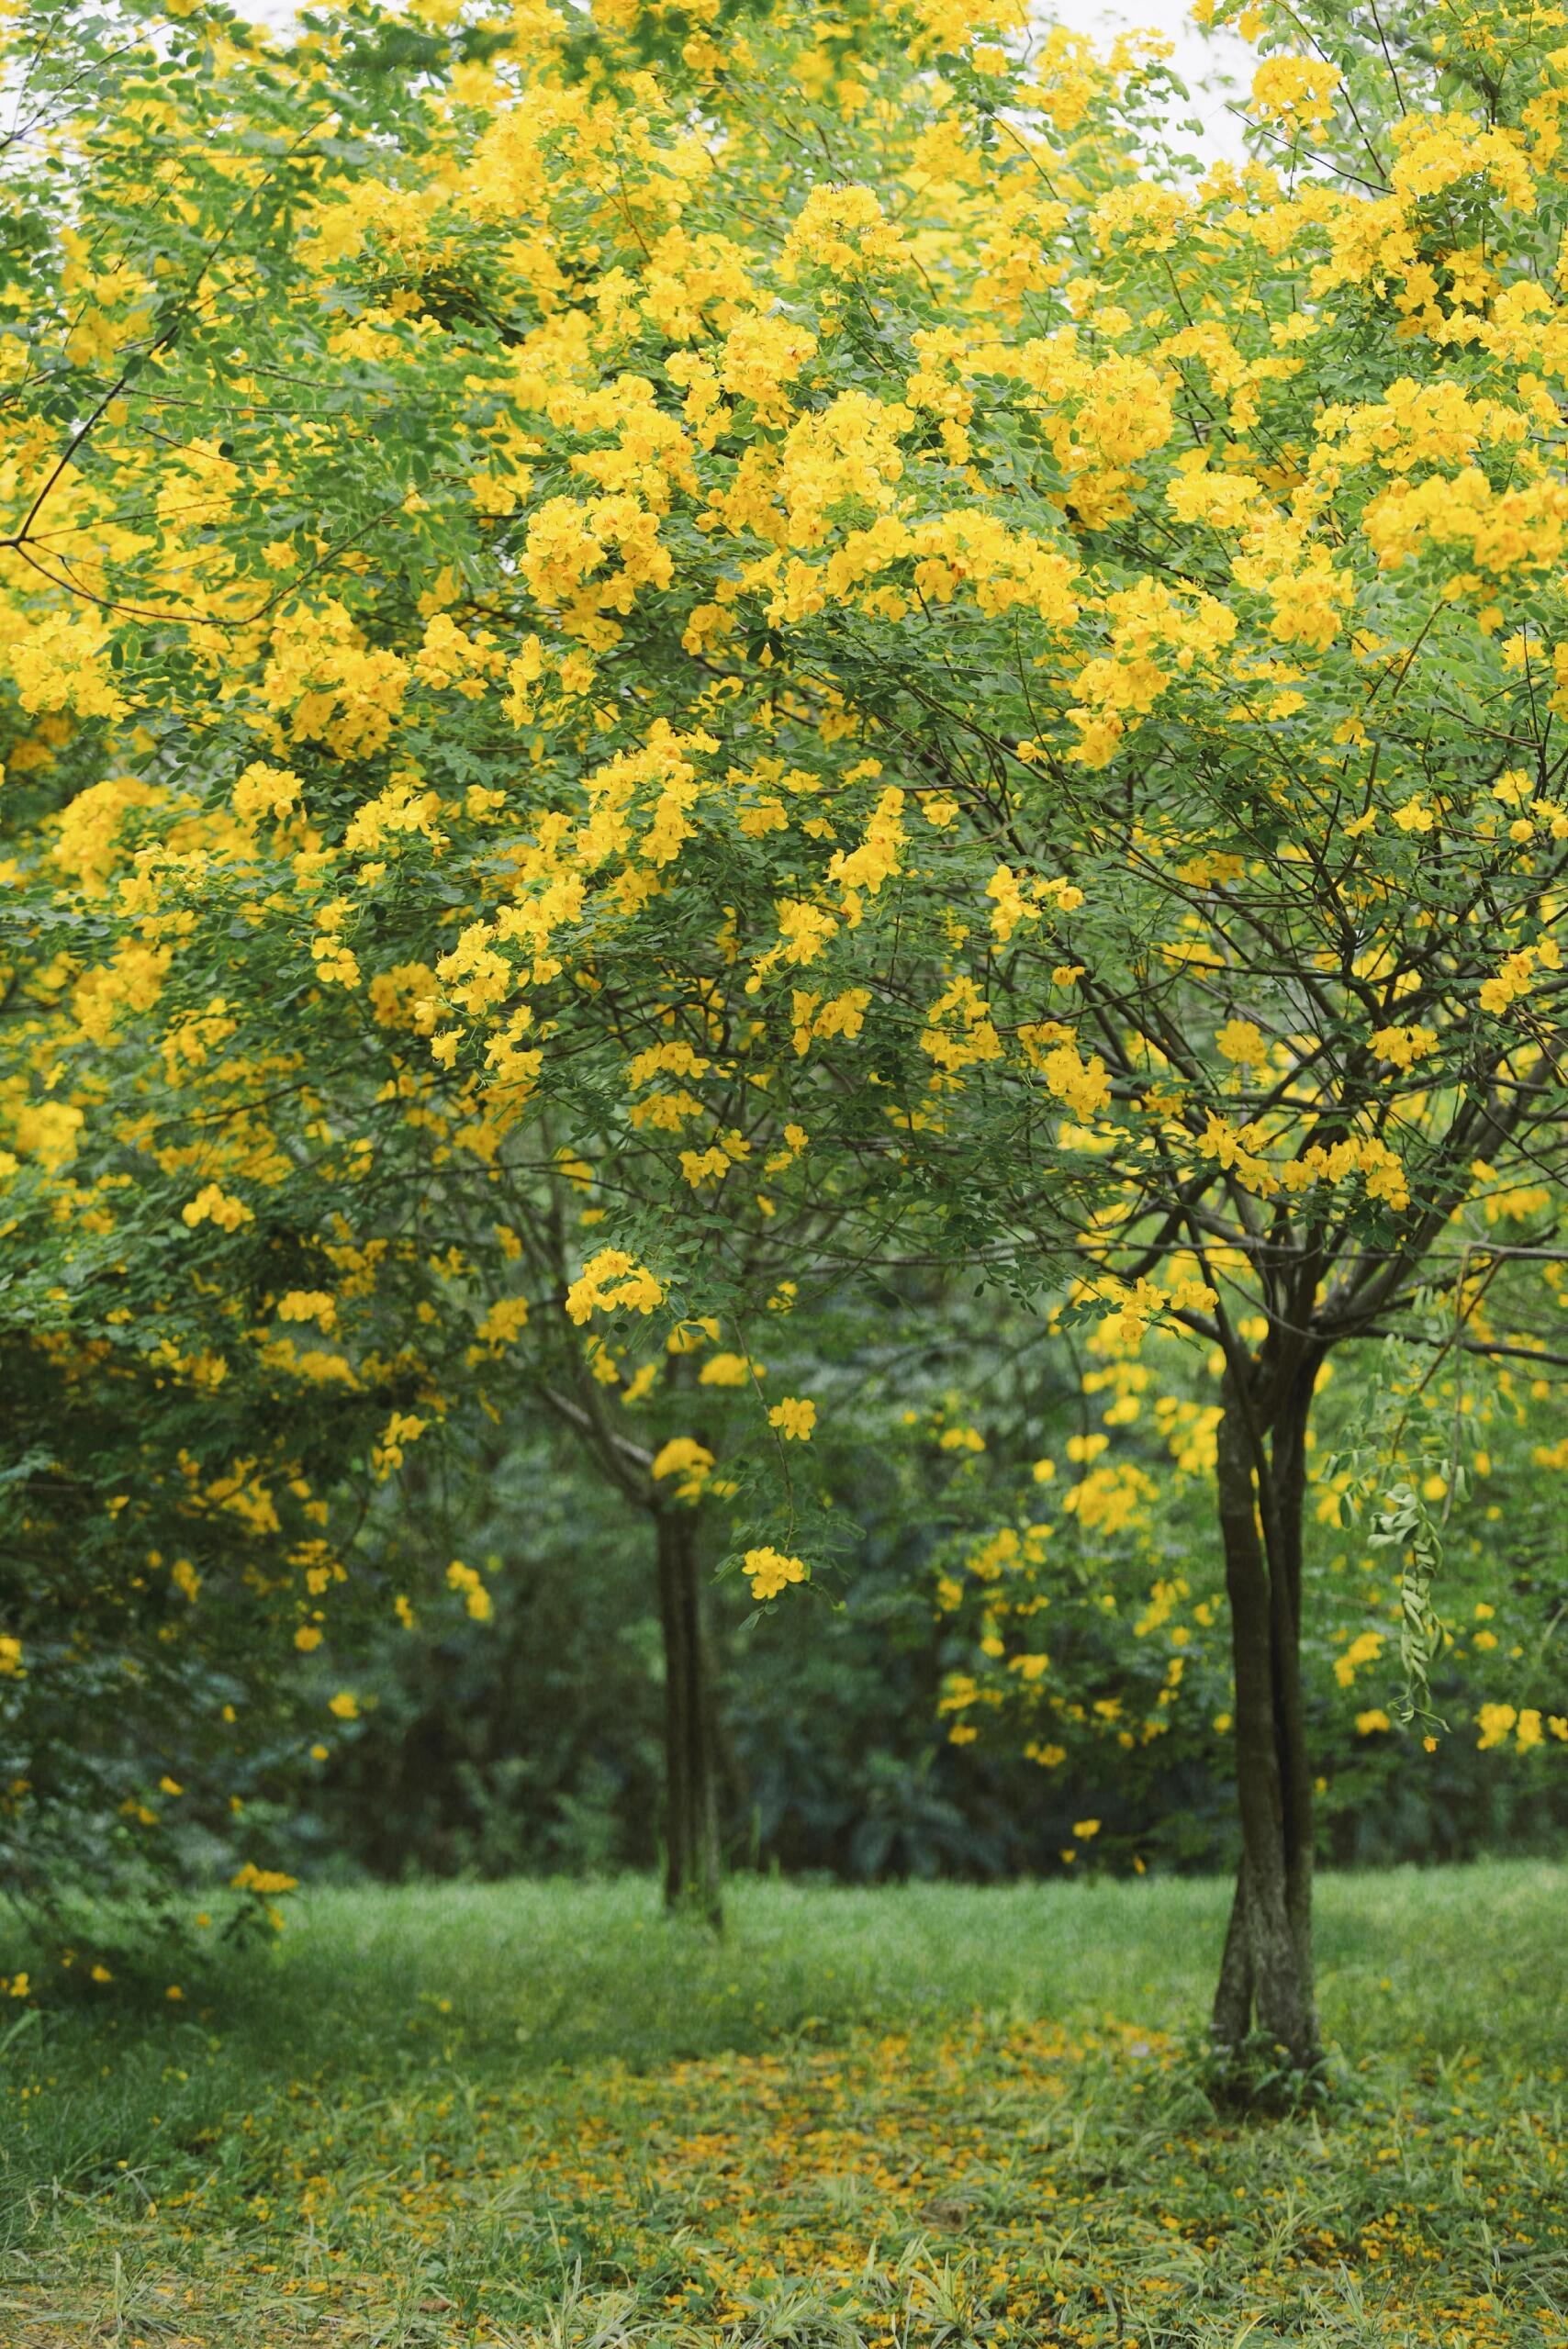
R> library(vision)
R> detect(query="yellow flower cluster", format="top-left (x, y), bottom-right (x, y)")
top-left (566, 1250), bottom-right (666, 1326)
top-left (745, 1547), bottom-right (809, 1602)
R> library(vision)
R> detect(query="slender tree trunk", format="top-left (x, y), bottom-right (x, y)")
top-left (655, 1507), bottom-right (722, 1930)
top-left (1211, 1868), bottom-right (1254, 2050)
top-left (1268, 1370), bottom-right (1317, 2024)
top-left (1211, 1368), bottom-right (1320, 2067)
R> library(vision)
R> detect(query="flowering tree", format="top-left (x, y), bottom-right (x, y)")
top-left (7, 0), bottom-right (1568, 2054)
top-left (466, 1189), bottom-right (832, 1929)
top-left (934, 1296), bottom-right (1568, 1874)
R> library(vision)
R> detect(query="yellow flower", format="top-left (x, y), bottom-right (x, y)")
top-left (744, 1547), bottom-right (808, 1602)
top-left (328, 1691), bottom-right (360, 1721)
top-left (446, 1560), bottom-right (493, 1621)
top-left (1249, 55), bottom-right (1339, 131)
top-left (650, 1437), bottom-right (715, 1492)
top-left (1334, 1628), bottom-right (1383, 1687)
top-left (276, 1289), bottom-right (337, 1329)
top-left (1371, 1023), bottom-right (1439, 1068)
top-left (566, 1248), bottom-right (666, 1326)
top-left (768, 1396), bottom-right (816, 1440)
top-left (180, 1182), bottom-right (252, 1232)
top-left (1215, 1018), bottom-right (1268, 1068)
top-left (475, 1293), bottom-right (530, 1348)
top-left (231, 1862), bottom-right (300, 1896)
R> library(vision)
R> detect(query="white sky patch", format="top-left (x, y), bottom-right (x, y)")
top-left (230, 0), bottom-right (1255, 164)
top-left (1067, 0), bottom-right (1254, 164)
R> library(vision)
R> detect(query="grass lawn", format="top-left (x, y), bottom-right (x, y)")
top-left (0, 1863), bottom-right (1563, 2346)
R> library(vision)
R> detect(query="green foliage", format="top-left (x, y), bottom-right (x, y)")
top-left (292, 1312), bottom-right (1568, 1889)
top-left (6, 0), bottom-right (1568, 2019)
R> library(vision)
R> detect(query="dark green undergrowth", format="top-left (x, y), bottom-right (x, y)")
top-left (0, 1864), bottom-right (1563, 2344)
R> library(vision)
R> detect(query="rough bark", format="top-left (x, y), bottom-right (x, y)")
top-left (1211, 1365), bottom-right (1321, 2067)
top-left (1211, 1869), bottom-right (1255, 2052)
top-left (655, 1506), bottom-right (722, 1930)
top-left (1267, 1370), bottom-right (1316, 2009)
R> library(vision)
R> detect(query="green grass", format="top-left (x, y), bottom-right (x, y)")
top-left (0, 1864), bottom-right (1564, 2345)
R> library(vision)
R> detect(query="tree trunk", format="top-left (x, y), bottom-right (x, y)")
top-left (1211, 1868), bottom-right (1254, 2050)
top-left (655, 1507), bottom-right (722, 1930)
top-left (1267, 1369), bottom-right (1316, 2025)
top-left (1211, 1366), bottom-right (1321, 2067)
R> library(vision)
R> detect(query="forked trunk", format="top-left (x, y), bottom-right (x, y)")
top-left (1211, 1364), bottom-right (1321, 2068)
top-left (655, 1506), bottom-right (722, 1930)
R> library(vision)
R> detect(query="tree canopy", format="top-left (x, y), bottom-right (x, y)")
top-left (5, 0), bottom-right (1568, 2049)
